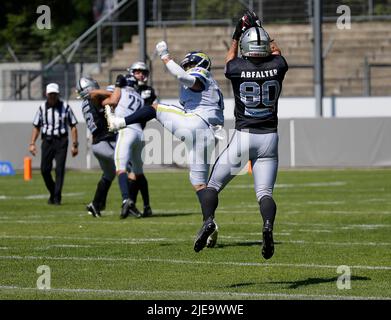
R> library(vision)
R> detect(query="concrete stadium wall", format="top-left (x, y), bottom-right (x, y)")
top-left (1, 118), bottom-right (391, 171)
top-left (1, 97), bottom-right (391, 170)
top-left (1, 97), bottom-right (391, 122)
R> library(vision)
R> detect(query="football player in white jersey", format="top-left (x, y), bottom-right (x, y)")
top-left (105, 41), bottom-right (225, 247)
top-left (92, 75), bottom-right (146, 219)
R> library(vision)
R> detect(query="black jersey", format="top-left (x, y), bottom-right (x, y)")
top-left (225, 55), bottom-right (288, 134)
top-left (137, 84), bottom-right (157, 129)
top-left (81, 99), bottom-right (116, 144)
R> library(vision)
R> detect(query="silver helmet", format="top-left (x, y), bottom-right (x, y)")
top-left (240, 27), bottom-right (271, 58)
top-left (127, 61), bottom-right (149, 85)
top-left (76, 77), bottom-right (99, 99)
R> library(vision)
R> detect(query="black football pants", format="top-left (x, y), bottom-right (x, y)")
top-left (40, 136), bottom-right (68, 203)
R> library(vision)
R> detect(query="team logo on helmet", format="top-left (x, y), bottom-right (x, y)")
top-left (180, 51), bottom-right (211, 71)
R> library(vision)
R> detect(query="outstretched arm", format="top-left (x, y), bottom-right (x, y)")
top-left (226, 39), bottom-right (239, 64)
top-left (155, 41), bottom-right (204, 91)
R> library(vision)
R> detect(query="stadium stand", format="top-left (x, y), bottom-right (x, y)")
top-left (90, 22), bottom-right (391, 99)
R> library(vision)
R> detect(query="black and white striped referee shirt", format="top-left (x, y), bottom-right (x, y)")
top-left (33, 100), bottom-right (78, 137)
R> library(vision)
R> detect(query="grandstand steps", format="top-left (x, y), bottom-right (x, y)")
top-left (90, 22), bottom-right (391, 97)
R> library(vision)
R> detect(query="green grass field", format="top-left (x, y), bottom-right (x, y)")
top-left (0, 168), bottom-right (390, 300)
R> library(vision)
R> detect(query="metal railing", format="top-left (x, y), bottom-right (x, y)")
top-left (363, 58), bottom-right (391, 96)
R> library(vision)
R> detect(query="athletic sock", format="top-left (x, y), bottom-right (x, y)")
top-left (196, 187), bottom-right (218, 221)
top-left (128, 178), bottom-right (139, 203)
top-left (118, 172), bottom-right (130, 201)
top-left (259, 196), bottom-right (277, 228)
top-left (136, 175), bottom-right (150, 207)
top-left (124, 106), bottom-right (156, 125)
top-left (93, 176), bottom-right (112, 210)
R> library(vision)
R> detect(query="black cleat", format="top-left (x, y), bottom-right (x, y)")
top-left (261, 224), bottom-right (274, 259)
top-left (121, 199), bottom-right (142, 219)
top-left (86, 202), bottom-right (101, 217)
top-left (120, 199), bottom-right (132, 219)
top-left (194, 217), bottom-right (216, 252)
top-left (142, 205), bottom-right (153, 217)
top-left (128, 202), bottom-right (142, 218)
top-left (206, 223), bottom-right (219, 248)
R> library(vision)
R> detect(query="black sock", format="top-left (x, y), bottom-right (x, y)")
top-left (128, 178), bottom-right (139, 203)
top-left (196, 188), bottom-right (218, 221)
top-left (259, 196), bottom-right (277, 228)
top-left (93, 176), bottom-right (112, 210)
top-left (124, 106), bottom-right (156, 125)
top-left (136, 175), bottom-right (150, 207)
top-left (118, 172), bottom-right (130, 201)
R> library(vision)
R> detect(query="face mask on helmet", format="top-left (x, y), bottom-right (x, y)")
top-left (125, 75), bottom-right (139, 89)
top-left (240, 27), bottom-right (272, 58)
top-left (127, 61), bottom-right (149, 85)
top-left (76, 77), bottom-right (99, 99)
top-left (180, 52), bottom-right (211, 71)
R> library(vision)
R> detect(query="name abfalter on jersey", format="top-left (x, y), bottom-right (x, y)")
top-left (240, 69), bottom-right (278, 79)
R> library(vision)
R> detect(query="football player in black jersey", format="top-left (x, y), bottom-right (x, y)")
top-left (125, 62), bottom-right (156, 217)
top-left (76, 77), bottom-right (117, 217)
top-left (194, 12), bottom-right (288, 259)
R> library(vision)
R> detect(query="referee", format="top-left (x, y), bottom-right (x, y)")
top-left (29, 83), bottom-right (79, 205)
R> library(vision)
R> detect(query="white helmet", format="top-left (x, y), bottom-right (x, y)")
top-left (240, 27), bottom-right (271, 58)
top-left (76, 77), bottom-right (99, 99)
top-left (127, 61), bottom-right (149, 85)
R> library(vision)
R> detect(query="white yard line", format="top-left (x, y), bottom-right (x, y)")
top-left (0, 192), bottom-right (85, 200)
top-left (0, 285), bottom-right (388, 300)
top-left (229, 181), bottom-right (347, 189)
top-left (1, 234), bottom-right (391, 247)
top-left (0, 255), bottom-right (390, 271)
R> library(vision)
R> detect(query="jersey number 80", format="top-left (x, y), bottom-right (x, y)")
top-left (240, 80), bottom-right (281, 110)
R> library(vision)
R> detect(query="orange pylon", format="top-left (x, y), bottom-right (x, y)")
top-left (24, 157), bottom-right (32, 181)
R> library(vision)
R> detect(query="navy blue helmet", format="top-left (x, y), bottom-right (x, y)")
top-left (180, 51), bottom-right (211, 71)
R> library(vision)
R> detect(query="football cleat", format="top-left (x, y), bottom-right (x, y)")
top-left (86, 202), bottom-right (101, 217)
top-left (142, 205), bottom-right (153, 217)
top-left (120, 199), bottom-right (132, 219)
top-left (261, 223), bottom-right (274, 259)
top-left (194, 217), bottom-right (216, 252)
top-left (128, 202), bottom-right (142, 218)
top-left (206, 222), bottom-right (219, 248)
top-left (104, 105), bottom-right (126, 132)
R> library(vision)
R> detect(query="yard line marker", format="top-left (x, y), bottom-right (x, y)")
top-left (0, 285), bottom-right (389, 300)
top-left (0, 255), bottom-right (390, 271)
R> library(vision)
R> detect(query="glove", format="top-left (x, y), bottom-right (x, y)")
top-left (156, 41), bottom-right (170, 59)
top-left (232, 10), bottom-right (262, 41)
top-left (104, 105), bottom-right (126, 131)
top-left (115, 74), bottom-right (127, 88)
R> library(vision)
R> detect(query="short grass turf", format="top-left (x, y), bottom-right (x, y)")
top-left (0, 168), bottom-right (390, 300)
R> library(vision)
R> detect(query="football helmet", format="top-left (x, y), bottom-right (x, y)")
top-left (240, 27), bottom-right (271, 58)
top-left (76, 77), bottom-right (99, 99)
top-left (127, 61), bottom-right (149, 85)
top-left (180, 51), bottom-right (211, 71)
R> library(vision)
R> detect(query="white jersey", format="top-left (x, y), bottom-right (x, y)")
top-left (179, 67), bottom-right (224, 125)
top-left (115, 87), bottom-right (144, 131)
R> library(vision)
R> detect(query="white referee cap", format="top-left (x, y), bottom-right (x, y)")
top-left (46, 83), bottom-right (60, 94)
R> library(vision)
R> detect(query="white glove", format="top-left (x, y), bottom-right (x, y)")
top-left (156, 41), bottom-right (170, 59)
top-left (104, 105), bottom-right (126, 132)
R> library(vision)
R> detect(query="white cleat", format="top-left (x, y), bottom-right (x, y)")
top-left (104, 105), bottom-right (126, 132)
top-left (206, 222), bottom-right (218, 248)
